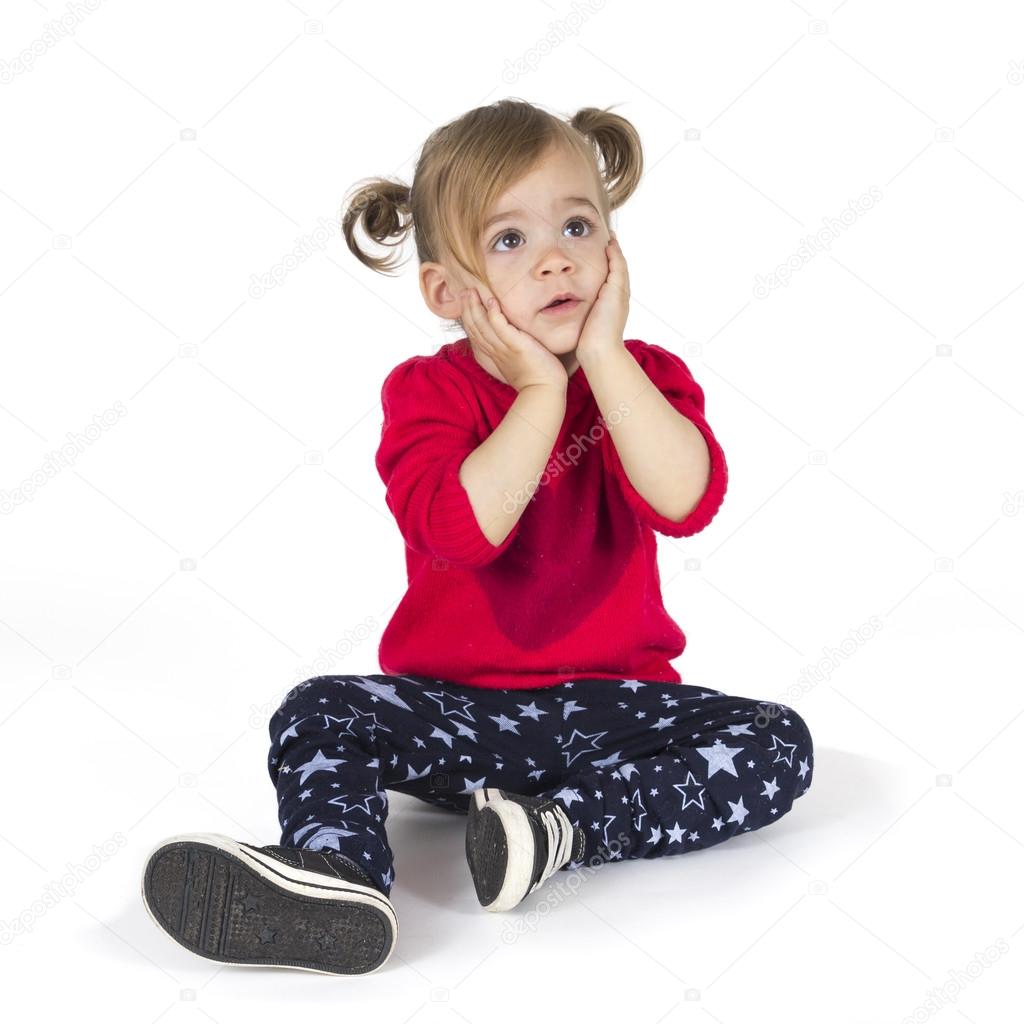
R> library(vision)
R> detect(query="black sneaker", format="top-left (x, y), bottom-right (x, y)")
top-left (141, 832), bottom-right (397, 975)
top-left (465, 788), bottom-right (586, 912)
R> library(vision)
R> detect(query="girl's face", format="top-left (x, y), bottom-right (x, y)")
top-left (458, 145), bottom-right (611, 358)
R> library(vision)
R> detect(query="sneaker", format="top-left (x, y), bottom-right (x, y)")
top-left (465, 788), bottom-right (586, 912)
top-left (141, 832), bottom-right (397, 975)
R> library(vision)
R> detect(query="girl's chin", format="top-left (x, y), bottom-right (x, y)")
top-left (538, 328), bottom-right (581, 349)
top-left (506, 314), bottom-right (580, 350)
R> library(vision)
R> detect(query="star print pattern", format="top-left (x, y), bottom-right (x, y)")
top-left (267, 674), bottom-right (814, 896)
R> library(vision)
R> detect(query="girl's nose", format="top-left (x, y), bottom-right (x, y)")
top-left (536, 241), bottom-right (576, 273)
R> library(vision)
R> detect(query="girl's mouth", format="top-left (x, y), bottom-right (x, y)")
top-left (540, 298), bottom-right (581, 316)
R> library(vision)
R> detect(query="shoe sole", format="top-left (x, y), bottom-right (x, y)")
top-left (141, 832), bottom-right (398, 975)
top-left (466, 789), bottom-right (536, 913)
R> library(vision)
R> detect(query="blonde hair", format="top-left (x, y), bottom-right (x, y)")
top-left (341, 98), bottom-right (644, 303)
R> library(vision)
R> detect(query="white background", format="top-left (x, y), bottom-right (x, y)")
top-left (1, 0), bottom-right (1022, 1019)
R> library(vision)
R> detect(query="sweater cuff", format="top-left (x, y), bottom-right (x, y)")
top-left (429, 455), bottom-right (522, 567)
top-left (609, 405), bottom-right (728, 538)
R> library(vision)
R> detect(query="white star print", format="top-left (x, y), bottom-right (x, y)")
top-left (326, 794), bottom-right (376, 815)
top-left (553, 786), bottom-right (584, 807)
top-left (727, 796), bottom-right (749, 826)
top-left (296, 749), bottom-right (346, 785)
top-left (592, 751), bottom-right (626, 769)
top-left (697, 738), bottom-right (744, 779)
top-left (428, 725), bottom-right (456, 748)
top-left (347, 677), bottom-right (415, 711)
top-left (517, 702), bottom-right (547, 721)
top-left (666, 822), bottom-right (686, 844)
top-left (768, 734), bottom-right (798, 767)
top-left (562, 727), bottom-right (607, 768)
top-left (600, 813), bottom-right (619, 851)
top-left (673, 771), bottom-right (707, 812)
top-left (489, 713), bottom-right (522, 734)
top-left (720, 722), bottom-right (755, 736)
top-left (278, 715), bottom-right (311, 742)
top-left (423, 689), bottom-right (477, 722)
top-left (630, 788), bottom-right (648, 833)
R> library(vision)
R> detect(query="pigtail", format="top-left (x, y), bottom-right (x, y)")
top-left (570, 105), bottom-right (644, 211)
top-left (341, 177), bottom-right (413, 276)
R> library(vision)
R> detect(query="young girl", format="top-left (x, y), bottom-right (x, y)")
top-left (141, 99), bottom-right (814, 978)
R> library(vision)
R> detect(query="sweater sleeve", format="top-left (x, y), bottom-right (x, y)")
top-left (374, 356), bottom-right (522, 568)
top-left (602, 341), bottom-right (728, 538)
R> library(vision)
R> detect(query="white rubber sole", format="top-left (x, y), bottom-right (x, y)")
top-left (467, 789), bottom-right (539, 913)
top-left (141, 831), bottom-right (398, 975)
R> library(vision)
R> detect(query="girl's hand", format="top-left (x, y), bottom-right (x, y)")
top-left (576, 234), bottom-right (629, 365)
top-left (460, 288), bottom-right (568, 392)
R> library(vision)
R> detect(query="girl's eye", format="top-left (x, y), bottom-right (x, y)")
top-left (490, 216), bottom-right (596, 253)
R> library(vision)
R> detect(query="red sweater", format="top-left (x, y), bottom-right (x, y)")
top-left (374, 336), bottom-right (728, 690)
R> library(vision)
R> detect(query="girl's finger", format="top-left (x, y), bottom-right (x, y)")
top-left (460, 290), bottom-right (477, 333)
top-left (462, 292), bottom-right (489, 350)
top-left (464, 290), bottom-right (502, 356)
top-left (471, 289), bottom-right (509, 351)
top-left (608, 241), bottom-right (628, 286)
top-left (485, 295), bottom-right (527, 357)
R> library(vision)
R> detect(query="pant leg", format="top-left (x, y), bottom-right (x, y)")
top-left (267, 675), bottom-right (396, 892)
top-left (529, 678), bottom-right (814, 867)
top-left (266, 672), bottom-right (593, 895)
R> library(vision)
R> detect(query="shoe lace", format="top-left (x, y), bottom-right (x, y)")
top-left (527, 803), bottom-right (575, 894)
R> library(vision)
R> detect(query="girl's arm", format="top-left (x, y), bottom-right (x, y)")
top-left (587, 346), bottom-right (709, 522)
top-left (458, 381), bottom-right (568, 546)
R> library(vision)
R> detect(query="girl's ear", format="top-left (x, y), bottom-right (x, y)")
top-left (419, 261), bottom-right (462, 320)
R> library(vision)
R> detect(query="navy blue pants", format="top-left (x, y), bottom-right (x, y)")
top-left (266, 674), bottom-right (814, 896)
